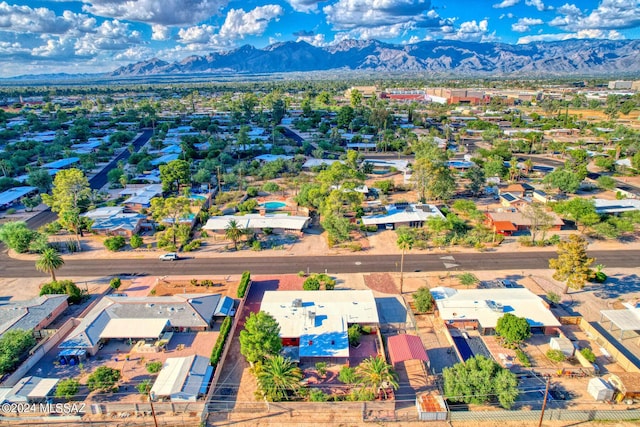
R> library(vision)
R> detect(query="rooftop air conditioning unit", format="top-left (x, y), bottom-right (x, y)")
top-left (292, 299), bottom-right (302, 308)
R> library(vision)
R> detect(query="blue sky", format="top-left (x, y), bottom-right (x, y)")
top-left (0, 0), bottom-right (638, 76)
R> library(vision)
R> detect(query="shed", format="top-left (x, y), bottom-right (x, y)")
top-left (550, 337), bottom-right (575, 357)
top-left (416, 391), bottom-right (448, 421)
top-left (6, 377), bottom-right (59, 403)
top-left (588, 378), bottom-right (614, 402)
top-left (388, 334), bottom-right (430, 368)
top-left (150, 355), bottom-right (213, 402)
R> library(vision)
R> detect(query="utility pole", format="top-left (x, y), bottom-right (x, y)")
top-left (538, 376), bottom-right (551, 427)
top-left (148, 392), bottom-right (159, 427)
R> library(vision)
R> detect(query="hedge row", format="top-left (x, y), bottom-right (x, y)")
top-left (236, 271), bottom-right (251, 298)
top-left (210, 316), bottom-right (233, 367)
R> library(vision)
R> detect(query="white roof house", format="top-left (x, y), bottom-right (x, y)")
top-left (362, 203), bottom-right (445, 228)
top-left (203, 214), bottom-right (310, 233)
top-left (594, 198), bottom-right (640, 214)
top-left (4, 377), bottom-right (59, 402)
top-left (150, 355), bottom-right (213, 402)
top-left (432, 287), bottom-right (560, 332)
top-left (260, 290), bottom-right (379, 359)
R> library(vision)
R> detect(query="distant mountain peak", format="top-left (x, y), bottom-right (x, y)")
top-left (107, 38), bottom-right (640, 77)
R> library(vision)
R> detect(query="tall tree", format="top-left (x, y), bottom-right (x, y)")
top-left (35, 248), bottom-right (64, 282)
top-left (464, 167), bottom-right (485, 197)
top-left (397, 233), bottom-right (415, 294)
top-left (42, 168), bottom-right (91, 249)
top-left (27, 169), bottom-right (53, 193)
top-left (495, 313), bottom-right (531, 346)
top-left (256, 355), bottom-right (303, 402)
top-left (159, 159), bottom-right (191, 193)
top-left (239, 311), bottom-right (282, 364)
top-left (552, 198), bottom-right (600, 234)
top-left (412, 139), bottom-right (455, 202)
top-left (224, 219), bottom-right (244, 250)
top-left (549, 235), bottom-right (594, 294)
top-left (521, 203), bottom-right (554, 244)
top-left (149, 196), bottom-right (191, 247)
top-left (356, 356), bottom-right (399, 399)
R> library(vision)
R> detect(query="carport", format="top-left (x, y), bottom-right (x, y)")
top-left (600, 309), bottom-right (640, 340)
top-left (387, 334), bottom-right (430, 368)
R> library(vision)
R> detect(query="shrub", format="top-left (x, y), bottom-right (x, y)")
top-left (348, 324), bottom-right (362, 346)
top-left (413, 287), bottom-right (435, 313)
top-left (201, 279), bottom-right (213, 287)
top-left (183, 239), bottom-right (202, 252)
top-left (315, 362), bottom-right (327, 377)
top-left (146, 361), bottom-right (163, 374)
top-left (40, 280), bottom-right (85, 304)
top-left (309, 389), bottom-right (329, 402)
top-left (137, 379), bottom-right (152, 394)
top-left (546, 349), bottom-right (566, 363)
top-left (338, 366), bottom-right (357, 384)
top-left (546, 291), bottom-right (561, 306)
top-left (252, 240), bottom-right (262, 251)
top-left (246, 186), bottom-right (259, 197)
top-left (591, 271), bottom-right (607, 283)
top-left (87, 366), bottom-right (121, 392)
top-left (515, 349), bottom-right (531, 367)
top-left (109, 277), bottom-right (121, 290)
top-left (0, 329), bottom-right (36, 375)
top-left (580, 348), bottom-right (596, 363)
top-left (458, 273), bottom-right (479, 287)
top-left (6, 208), bottom-right (16, 215)
top-left (210, 316), bottom-right (233, 367)
top-left (55, 378), bottom-right (79, 400)
top-left (237, 271), bottom-right (251, 298)
top-left (104, 236), bottom-right (126, 251)
top-left (130, 234), bottom-right (143, 249)
top-left (262, 182), bottom-right (280, 193)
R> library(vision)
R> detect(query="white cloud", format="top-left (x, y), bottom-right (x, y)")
top-left (285, 0), bottom-right (322, 12)
top-left (74, 19), bottom-right (142, 56)
top-left (549, 0), bottom-right (640, 31)
top-left (443, 19), bottom-right (495, 42)
top-left (517, 28), bottom-right (624, 43)
top-left (512, 17), bottom-right (544, 32)
top-left (151, 25), bottom-right (171, 41)
top-left (32, 36), bottom-right (78, 58)
top-left (323, 0), bottom-right (434, 30)
top-left (81, 0), bottom-right (229, 26)
top-left (113, 46), bottom-right (155, 61)
top-left (493, 0), bottom-right (520, 8)
top-left (296, 32), bottom-right (328, 46)
top-left (219, 5), bottom-right (284, 39)
top-left (0, 2), bottom-right (95, 34)
top-left (177, 25), bottom-right (217, 44)
top-left (525, 0), bottom-right (553, 11)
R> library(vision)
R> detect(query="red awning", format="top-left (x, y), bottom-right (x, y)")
top-left (388, 334), bottom-right (429, 365)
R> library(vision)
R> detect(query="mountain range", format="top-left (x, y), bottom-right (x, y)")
top-left (109, 38), bottom-right (640, 78)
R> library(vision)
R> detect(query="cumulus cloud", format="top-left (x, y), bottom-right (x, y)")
top-left (81, 0), bottom-right (229, 26)
top-left (0, 2), bottom-right (95, 34)
top-left (443, 19), bottom-right (496, 42)
top-left (525, 0), bottom-right (553, 11)
top-left (285, 0), bottom-right (323, 13)
top-left (151, 24), bottom-right (171, 41)
top-left (517, 28), bottom-right (624, 43)
top-left (512, 17), bottom-right (544, 32)
top-left (295, 32), bottom-right (328, 46)
top-left (323, 0), bottom-right (434, 30)
top-left (493, 0), bottom-right (520, 8)
top-left (219, 5), bottom-right (284, 39)
top-left (549, 0), bottom-right (640, 31)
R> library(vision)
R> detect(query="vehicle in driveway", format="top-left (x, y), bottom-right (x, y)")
top-left (159, 252), bottom-right (179, 261)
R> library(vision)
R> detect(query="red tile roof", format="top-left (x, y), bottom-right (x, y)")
top-left (388, 334), bottom-right (429, 365)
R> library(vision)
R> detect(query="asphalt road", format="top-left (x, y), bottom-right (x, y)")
top-left (3, 249), bottom-right (638, 279)
top-left (25, 129), bottom-right (154, 229)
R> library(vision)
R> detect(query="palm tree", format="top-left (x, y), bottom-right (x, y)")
top-left (256, 355), bottom-right (303, 402)
top-left (396, 233), bottom-right (414, 294)
top-left (35, 248), bottom-right (64, 282)
top-left (356, 356), bottom-right (398, 399)
top-left (225, 219), bottom-right (243, 250)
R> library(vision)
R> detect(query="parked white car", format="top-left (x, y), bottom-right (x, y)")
top-left (159, 252), bottom-right (179, 261)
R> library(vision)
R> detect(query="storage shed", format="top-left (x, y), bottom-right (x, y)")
top-left (588, 378), bottom-right (614, 402)
top-left (416, 391), bottom-right (448, 421)
top-left (550, 337), bottom-right (575, 357)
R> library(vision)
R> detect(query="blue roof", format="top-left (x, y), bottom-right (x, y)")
top-left (41, 157), bottom-right (80, 169)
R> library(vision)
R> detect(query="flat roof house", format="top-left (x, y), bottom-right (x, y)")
top-left (203, 214), bottom-right (310, 235)
top-left (0, 377), bottom-right (59, 403)
top-left (83, 206), bottom-right (146, 237)
top-left (260, 290), bottom-right (379, 363)
top-left (59, 294), bottom-right (234, 355)
top-left (362, 203), bottom-right (444, 230)
top-left (431, 287), bottom-right (561, 335)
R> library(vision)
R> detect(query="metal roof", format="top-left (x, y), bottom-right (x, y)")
top-left (0, 186), bottom-right (37, 206)
top-left (388, 334), bottom-right (429, 365)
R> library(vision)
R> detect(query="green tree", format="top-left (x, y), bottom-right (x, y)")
top-left (543, 169), bottom-right (581, 193)
top-left (412, 139), bottom-right (455, 202)
top-left (150, 196), bottom-right (191, 247)
top-left (39, 280), bottom-right (84, 304)
top-left (42, 168), bottom-right (91, 248)
top-left (87, 366), bottom-right (121, 392)
top-left (338, 366), bottom-right (358, 384)
top-left (397, 233), bottom-right (414, 294)
top-left (443, 355), bottom-right (518, 409)
top-left (349, 89), bottom-right (363, 108)
top-left (0, 329), bottom-right (36, 375)
top-left (521, 203), bottom-right (554, 244)
top-left (596, 175), bottom-right (616, 190)
top-left (159, 159), bottom-right (190, 193)
top-left (356, 356), bottom-right (399, 399)
top-left (0, 221), bottom-right (40, 253)
top-left (35, 248), bottom-right (64, 282)
top-left (109, 277), bottom-right (121, 290)
top-left (107, 168), bottom-right (124, 185)
top-left (465, 167), bottom-right (485, 196)
top-left (413, 287), bottom-right (434, 313)
top-left (130, 234), bottom-right (143, 249)
top-left (146, 361), bottom-right (163, 374)
top-left (552, 198), bottom-right (600, 233)
top-left (136, 379), bottom-right (152, 395)
top-left (321, 215), bottom-right (350, 245)
top-left (256, 355), bottom-right (303, 402)
top-left (104, 236), bottom-right (126, 251)
top-left (483, 155), bottom-right (507, 178)
top-left (224, 218), bottom-right (244, 250)
top-left (239, 311), bottom-right (282, 364)
top-left (27, 169), bottom-right (53, 193)
top-left (549, 234), bottom-right (595, 294)
top-left (23, 195), bottom-right (42, 212)
top-left (496, 313), bottom-right (531, 346)
top-left (55, 378), bottom-right (79, 400)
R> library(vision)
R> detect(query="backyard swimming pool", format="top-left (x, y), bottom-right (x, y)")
top-left (261, 201), bottom-right (287, 210)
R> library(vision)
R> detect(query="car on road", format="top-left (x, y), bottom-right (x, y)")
top-left (159, 252), bottom-right (179, 261)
